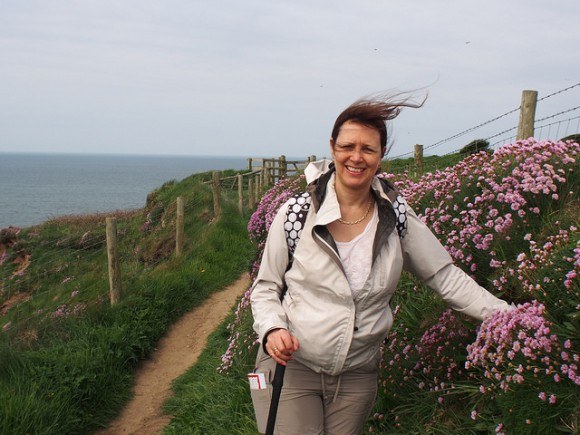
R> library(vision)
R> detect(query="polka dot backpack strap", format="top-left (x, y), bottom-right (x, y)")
top-left (392, 194), bottom-right (408, 239)
top-left (284, 192), bottom-right (312, 258)
top-left (381, 178), bottom-right (408, 239)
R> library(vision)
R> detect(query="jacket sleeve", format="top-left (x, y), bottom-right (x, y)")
top-left (250, 201), bottom-right (291, 345)
top-left (423, 263), bottom-right (511, 320)
top-left (402, 204), bottom-right (511, 320)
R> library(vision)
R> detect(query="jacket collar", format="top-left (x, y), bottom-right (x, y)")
top-left (304, 159), bottom-right (398, 260)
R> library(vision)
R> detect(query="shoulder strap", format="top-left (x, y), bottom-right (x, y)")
top-left (381, 178), bottom-right (408, 239)
top-left (284, 190), bottom-right (408, 260)
top-left (391, 194), bottom-right (408, 238)
top-left (284, 192), bottom-right (311, 260)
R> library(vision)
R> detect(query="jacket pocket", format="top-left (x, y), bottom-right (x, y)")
top-left (250, 374), bottom-right (272, 434)
top-left (251, 349), bottom-right (275, 433)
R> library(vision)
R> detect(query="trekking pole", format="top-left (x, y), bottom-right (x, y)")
top-left (265, 363), bottom-right (286, 435)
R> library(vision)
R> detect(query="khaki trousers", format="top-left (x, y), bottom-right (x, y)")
top-left (250, 349), bottom-right (378, 435)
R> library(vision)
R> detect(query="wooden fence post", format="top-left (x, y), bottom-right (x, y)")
top-left (175, 196), bottom-right (184, 256)
top-left (414, 144), bottom-right (424, 174)
top-left (249, 177), bottom-right (256, 209)
top-left (237, 174), bottom-right (243, 214)
top-left (265, 160), bottom-right (272, 185)
top-left (212, 171), bottom-right (221, 219)
top-left (279, 155), bottom-right (287, 180)
top-left (248, 158), bottom-right (253, 171)
top-left (105, 217), bottom-right (121, 305)
top-left (517, 90), bottom-right (538, 140)
top-left (254, 174), bottom-right (260, 204)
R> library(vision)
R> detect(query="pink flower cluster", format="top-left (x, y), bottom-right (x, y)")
top-left (51, 302), bottom-right (86, 318)
top-left (388, 140), bottom-right (578, 283)
top-left (247, 175), bottom-right (305, 245)
top-left (466, 301), bottom-right (579, 394)
top-left (381, 308), bottom-right (472, 395)
top-left (217, 288), bottom-right (258, 373)
top-left (246, 176), bottom-right (304, 279)
top-left (492, 228), bottom-right (578, 302)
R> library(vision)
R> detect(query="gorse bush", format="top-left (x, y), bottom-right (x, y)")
top-left (459, 138), bottom-right (490, 155)
top-left (221, 138), bottom-right (578, 434)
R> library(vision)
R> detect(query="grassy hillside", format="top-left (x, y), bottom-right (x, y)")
top-left (0, 170), bottom-right (255, 434)
top-left (167, 139), bottom-right (578, 434)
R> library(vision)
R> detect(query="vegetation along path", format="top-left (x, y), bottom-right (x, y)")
top-left (98, 272), bottom-right (251, 435)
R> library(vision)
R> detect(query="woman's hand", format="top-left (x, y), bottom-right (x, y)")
top-left (265, 328), bottom-right (300, 366)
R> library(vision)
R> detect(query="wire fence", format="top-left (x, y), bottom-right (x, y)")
top-left (0, 178), bottom-right (256, 338)
top-left (2, 85), bottom-right (579, 337)
top-left (389, 83), bottom-right (580, 161)
top-left (0, 157), bottom-right (296, 341)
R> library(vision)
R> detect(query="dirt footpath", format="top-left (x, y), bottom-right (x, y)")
top-left (97, 272), bottom-right (251, 435)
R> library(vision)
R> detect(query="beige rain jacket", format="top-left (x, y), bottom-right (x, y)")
top-left (250, 160), bottom-right (510, 376)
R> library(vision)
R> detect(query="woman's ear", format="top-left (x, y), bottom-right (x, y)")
top-left (329, 138), bottom-right (335, 159)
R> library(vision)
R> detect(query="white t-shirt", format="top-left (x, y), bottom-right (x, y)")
top-left (335, 206), bottom-right (379, 298)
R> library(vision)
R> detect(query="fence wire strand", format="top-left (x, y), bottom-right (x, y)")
top-left (535, 106), bottom-right (580, 124)
top-left (390, 83), bottom-right (580, 160)
top-left (537, 82), bottom-right (580, 102)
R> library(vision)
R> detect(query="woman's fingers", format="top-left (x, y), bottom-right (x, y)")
top-left (279, 330), bottom-right (299, 352)
top-left (266, 328), bottom-right (300, 364)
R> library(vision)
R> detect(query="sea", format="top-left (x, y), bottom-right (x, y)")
top-left (0, 152), bottom-right (249, 229)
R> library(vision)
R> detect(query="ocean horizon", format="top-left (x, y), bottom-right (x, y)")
top-left (0, 152), bottom-right (253, 229)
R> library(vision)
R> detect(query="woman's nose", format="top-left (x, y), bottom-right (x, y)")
top-left (350, 149), bottom-right (363, 161)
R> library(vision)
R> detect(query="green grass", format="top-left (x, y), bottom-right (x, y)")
top-left (0, 172), bottom-right (255, 434)
top-left (164, 313), bottom-right (259, 435)
top-left (382, 153), bottom-right (466, 178)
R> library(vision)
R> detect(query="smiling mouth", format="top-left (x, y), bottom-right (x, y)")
top-left (346, 166), bottom-right (365, 173)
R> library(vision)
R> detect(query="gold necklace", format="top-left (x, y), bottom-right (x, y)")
top-left (338, 199), bottom-right (373, 225)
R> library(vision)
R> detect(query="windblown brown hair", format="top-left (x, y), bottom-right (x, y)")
top-left (331, 93), bottom-right (426, 157)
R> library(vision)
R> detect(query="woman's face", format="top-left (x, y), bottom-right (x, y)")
top-left (331, 121), bottom-right (382, 193)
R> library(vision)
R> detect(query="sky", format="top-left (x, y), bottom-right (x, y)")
top-left (1, 0), bottom-right (579, 159)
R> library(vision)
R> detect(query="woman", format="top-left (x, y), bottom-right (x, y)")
top-left (250, 96), bottom-right (511, 434)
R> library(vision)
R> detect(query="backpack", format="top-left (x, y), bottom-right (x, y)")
top-left (284, 190), bottom-right (408, 260)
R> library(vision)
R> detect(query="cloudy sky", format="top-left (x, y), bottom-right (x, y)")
top-left (1, 0), bottom-right (578, 159)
